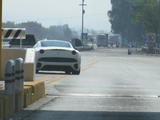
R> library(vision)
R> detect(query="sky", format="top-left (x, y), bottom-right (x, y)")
top-left (3, 0), bottom-right (112, 32)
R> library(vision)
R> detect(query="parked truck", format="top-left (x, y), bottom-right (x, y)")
top-left (96, 34), bottom-right (108, 47)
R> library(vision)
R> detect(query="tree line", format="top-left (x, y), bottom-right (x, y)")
top-left (108, 0), bottom-right (160, 48)
top-left (3, 21), bottom-right (78, 41)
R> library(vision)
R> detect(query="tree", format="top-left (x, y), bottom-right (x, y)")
top-left (108, 0), bottom-right (145, 47)
top-left (18, 21), bottom-right (47, 40)
top-left (132, 0), bottom-right (160, 50)
top-left (63, 24), bottom-right (72, 40)
top-left (3, 21), bottom-right (16, 28)
top-left (47, 25), bottom-right (73, 40)
top-left (3, 21), bottom-right (78, 41)
top-left (132, 0), bottom-right (160, 35)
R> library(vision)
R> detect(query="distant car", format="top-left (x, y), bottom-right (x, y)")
top-left (34, 40), bottom-right (81, 74)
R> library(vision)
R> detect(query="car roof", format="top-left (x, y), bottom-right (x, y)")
top-left (40, 39), bottom-right (70, 43)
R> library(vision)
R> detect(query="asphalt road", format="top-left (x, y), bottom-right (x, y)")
top-left (13, 48), bottom-right (160, 120)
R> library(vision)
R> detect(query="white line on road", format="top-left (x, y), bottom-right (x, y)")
top-left (50, 93), bottom-right (160, 99)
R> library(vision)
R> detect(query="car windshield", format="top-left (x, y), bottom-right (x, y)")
top-left (41, 41), bottom-right (71, 48)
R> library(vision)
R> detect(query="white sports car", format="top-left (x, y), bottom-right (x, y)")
top-left (34, 40), bottom-right (81, 74)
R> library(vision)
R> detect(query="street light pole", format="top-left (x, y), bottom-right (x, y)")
top-left (80, 0), bottom-right (86, 45)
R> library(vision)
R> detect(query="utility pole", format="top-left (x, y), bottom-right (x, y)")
top-left (80, 0), bottom-right (87, 45)
top-left (0, 0), bottom-right (2, 79)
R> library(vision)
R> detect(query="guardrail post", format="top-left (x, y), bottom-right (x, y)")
top-left (4, 59), bottom-right (16, 113)
top-left (15, 58), bottom-right (24, 112)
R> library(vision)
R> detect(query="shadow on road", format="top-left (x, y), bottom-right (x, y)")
top-left (13, 110), bottom-right (160, 120)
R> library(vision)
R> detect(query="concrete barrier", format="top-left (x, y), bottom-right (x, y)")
top-left (1, 48), bottom-right (35, 81)
top-left (23, 80), bottom-right (45, 107)
top-left (24, 80), bottom-right (45, 104)
top-left (23, 86), bottom-right (32, 108)
top-left (24, 49), bottom-right (35, 81)
top-left (1, 49), bottom-right (25, 81)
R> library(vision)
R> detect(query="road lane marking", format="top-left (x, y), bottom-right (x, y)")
top-left (81, 61), bottom-right (97, 72)
top-left (45, 75), bottom-right (69, 86)
top-left (35, 75), bottom-right (56, 81)
top-left (48, 93), bottom-right (159, 98)
top-left (37, 60), bottom-right (98, 86)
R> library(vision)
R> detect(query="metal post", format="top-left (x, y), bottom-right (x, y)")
top-left (80, 0), bottom-right (86, 46)
top-left (15, 58), bottom-right (24, 92)
top-left (5, 60), bottom-right (16, 113)
top-left (0, 0), bottom-right (2, 79)
top-left (82, 0), bottom-right (84, 44)
top-left (15, 58), bottom-right (24, 111)
top-left (20, 39), bottom-right (22, 48)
